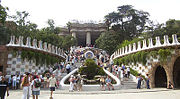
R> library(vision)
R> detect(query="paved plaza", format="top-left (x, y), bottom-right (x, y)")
top-left (6, 88), bottom-right (180, 99)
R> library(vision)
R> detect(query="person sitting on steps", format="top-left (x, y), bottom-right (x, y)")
top-left (105, 76), bottom-right (114, 91)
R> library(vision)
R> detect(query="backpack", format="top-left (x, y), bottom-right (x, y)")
top-left (34, 79), bottom-right (41, 88)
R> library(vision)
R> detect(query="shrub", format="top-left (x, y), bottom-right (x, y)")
top-left (78, 59), bottom-right (105, 80)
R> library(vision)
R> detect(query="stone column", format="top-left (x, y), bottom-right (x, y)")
top-left (86, 32), bottom-right (91, 45)
top-left (72, 32), bottom-right (76, 38)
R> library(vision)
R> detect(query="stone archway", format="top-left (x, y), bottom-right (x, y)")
top-left (155, 66), bottom-right (167, 87)
top-left (173, 56), bottom-right (180, 88)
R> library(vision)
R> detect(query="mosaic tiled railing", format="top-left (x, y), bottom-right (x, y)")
top-left (111, 34), bottom-right (180, 60)
top-left (6, 36), bottom-right (67, 59)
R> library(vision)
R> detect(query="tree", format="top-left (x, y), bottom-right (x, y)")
top-left (62, 35), bottom-right (77, 51)
top-left (47, 19), bottom-right (55, 33)
top-left (66, 22), bottom-right (72, 34)
top-left (142, 19), bottom-right (180, 39)
top-left (0, 5), bottom-right (10, 45)
top-left (0, 5), bottom-right (8, 24)
top-left (96, 5), bottom-right (151, 54)
top-left (95, 31), bottom-right (119, 54)
top-left (105, 5), bottom-right (150, 40)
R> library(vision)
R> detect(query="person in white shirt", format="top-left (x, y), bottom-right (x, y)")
top-left (49, 74), bottom-right (56, 99)
top-left (66, 63), bottom-right (71, 74)
top-left (12, 75), bottom-right (17, 90)
top-left (127, 67), bottom-right (130, 78)
top-left (69, 75), bottom-right (74, 92)
top-left (31, 75), bottom-right (41, 99)
top-left (0, 72), bottom-right (2, 81)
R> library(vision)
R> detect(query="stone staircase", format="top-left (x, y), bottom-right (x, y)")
top-left (53, 62), bottom-right (81, 81)
top-left (121, 76), bottom-right (137, 89)
top-left (56, 61), bottom-right (138, 90)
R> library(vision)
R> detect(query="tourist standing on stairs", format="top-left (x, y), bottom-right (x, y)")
top-left (127, 67), bottom-right (130, 78)
top-left (66, 63), bottom-right (71, 74)
top-left (72, 57), bottom-right (75, 66)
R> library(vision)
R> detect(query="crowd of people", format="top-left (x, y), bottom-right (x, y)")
top-left (0, 46), bottom-right (176, 99)
top-left (69, 74), bottom-right (83, 92)
top-left (0, 71), bottom-right (59, 99)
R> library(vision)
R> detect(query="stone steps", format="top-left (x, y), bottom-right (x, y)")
top-left (121, 77), bottom-right (137, 89)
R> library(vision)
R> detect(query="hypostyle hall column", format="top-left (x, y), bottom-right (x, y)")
top-left (72, 32), bottom-right (76, 38)
top-left (86, 32), bottom-right (91, 45)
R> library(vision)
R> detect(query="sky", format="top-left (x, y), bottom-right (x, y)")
top-left (2, 0), bottom-right (180, 29)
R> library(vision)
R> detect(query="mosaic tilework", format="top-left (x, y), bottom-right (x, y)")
top-left (6, 53), bottom-right (49, 75)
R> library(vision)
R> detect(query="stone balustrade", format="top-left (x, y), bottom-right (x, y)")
top-left (111, 34), bottom-right (180, 60)
top-left (6, 36), bottom-right (66, 59)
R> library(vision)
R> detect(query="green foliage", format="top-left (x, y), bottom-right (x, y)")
top-left (21, 50), bottom-right (61, 66)
top-left (0, 10), bottom-right (76, 51)
top-left (130, 68), bottom-right (146, 80)
top-left (117, 38), bottom-right (143, 49)
top-left (96, 5), bottom-right (150, 54)
top-left (62, 35), bottom-right (77, 50)
top-left (116, 51), bottom-right (147, 65)
top-left (115, 49), bottom-right (171, 66)
top-left (95, 31), bottom-right (119, 54)
top-left (0, 5), bottom-right (8, 24)
top-left (105, 5), bottom-right (150, 39)
top-left (78, 59), bottom-right (105, 80)
top-left (158, 49), bottom-right (171, 62)
top-left (149, 51), bottom-right (158, 59)
top-left (142, 19), bottom-right (180, 39)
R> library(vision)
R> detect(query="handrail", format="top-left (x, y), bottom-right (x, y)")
top-left (60, 68), bottom-right (121, 88)
top-left (111, 34), bottom-right (180, 60)
top-left (6, 35), bottom-right (66, 59)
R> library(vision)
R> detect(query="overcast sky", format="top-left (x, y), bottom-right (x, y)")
top-left (2, 0), bottom-right (180, 28)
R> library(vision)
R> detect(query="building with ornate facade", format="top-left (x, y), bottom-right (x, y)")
top-left (59, 22), bottom-right (107, 46)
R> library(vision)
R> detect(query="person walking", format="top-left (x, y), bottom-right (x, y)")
top-left (8, 75), bottom-right (12, 89)
top-left (21, 73), bottom-right (30, 99)
top-left (31, 75), bottom-right (41, 99)
top-left (146, 74), bottom-right (150, 89)
top-left (137, 74), bottom-right (142, 89)
top-left (0, 72), bottom-right (2, 81)
top-left (127, 67), bottom-right (130, 78)
top-left (12, 75), bottom-right (17, 90)
top-left (100, 76), bottom-right (105, 91)
top-left (0, 76), bottom-right (9, 99)
top-left (69, 75), bottom-right (74, 92)
top-left (16, 75), bottom-right (21, 89)
top-left (49, 74), bottom-right (56, 99)
top-left (76, 74), bottom-right (83, 91)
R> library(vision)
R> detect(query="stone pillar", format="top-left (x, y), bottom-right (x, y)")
top-left (155, 36), bottom-right (161, 47)
top-left (172, 34), bottom-right (179, 45)
top-left (148, 38), bottom-right (153, 48)
top-left (72, 32), bottom-right (76, 38)
top-left (133, 43), bottom-right (136, 51)
top-left (86, 32), bottom-right (91, 45)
